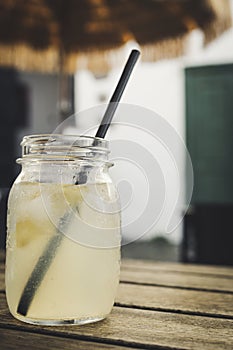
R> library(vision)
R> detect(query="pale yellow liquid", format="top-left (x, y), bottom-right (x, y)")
top-left (6, 182), bottom-right (121, 325)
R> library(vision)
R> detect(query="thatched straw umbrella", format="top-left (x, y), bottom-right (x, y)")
top-left (0, 0), bottom-right (231, 118)
top-left (0, 0), bottom-right (231, 74)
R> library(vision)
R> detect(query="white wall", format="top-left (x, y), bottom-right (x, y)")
top-left (74, 61), bottom-right (186, 244)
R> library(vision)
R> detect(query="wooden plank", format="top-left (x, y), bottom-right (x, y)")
top-left (0, 267), bottom-right (233, 292)
top-left (2, 279), bottom-right (233, 319)
top-left (0, 295), bottom-right (8, 314)
top-left (0, 328), bottom-right (128, 350)
top-left (0, 295), bottom-right (232, 350)
top-left (1, 264), bottom-right (233, 295)
top-left (0, 260), bottom-right (233, 292)
top-left (2, 251), bottom-right (232, 276)
top-left (1, 277), bottom-right (232, 319)
top-left (116, 283), bottom-right (233, 318)
top-left (121, 259), bottom-right (233, 277)
top-left (2, 250), bottom-right (233, 277)
top-left (120, 267), bottom-right (233, 293)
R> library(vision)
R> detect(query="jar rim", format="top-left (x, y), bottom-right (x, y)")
top-left (18, 134), bottom-right (110, 164)
top-left (21, 134), bottom-right (108, 147)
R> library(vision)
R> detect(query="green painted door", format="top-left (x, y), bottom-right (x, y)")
top-left (186, 64), bottom-right (233, 204)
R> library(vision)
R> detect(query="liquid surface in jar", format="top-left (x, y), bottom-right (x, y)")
top-left (6, 181), bottom-right (121, 323)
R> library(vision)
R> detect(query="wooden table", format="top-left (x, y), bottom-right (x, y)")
top-left (0, 251), bottom-right (232, 349)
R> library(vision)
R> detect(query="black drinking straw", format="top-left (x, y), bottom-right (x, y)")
top-left (95, 49), bottom-right (140, 138)
top-left (17, 49), bottom-right (140, 317)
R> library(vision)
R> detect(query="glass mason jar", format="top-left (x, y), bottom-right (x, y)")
top-left (5, 134), bottom-right (121, 325)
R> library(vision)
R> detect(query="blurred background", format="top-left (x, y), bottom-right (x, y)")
top-left (0, 0), bottom-right (233, 265)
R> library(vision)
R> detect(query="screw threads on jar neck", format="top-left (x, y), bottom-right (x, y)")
top-left (17, 134), bottom-right (110, 164)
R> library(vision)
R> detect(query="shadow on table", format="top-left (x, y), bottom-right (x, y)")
top-left (121, 236), bottom-right (179, 262)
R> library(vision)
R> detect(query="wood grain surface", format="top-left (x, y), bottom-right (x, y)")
top-left (0, 328), bottom-right (127, 350)
top-left (0, 252), bottom-right (233, 350)
top-left (120, 266), bottom-right (233, 292)
top-left (0, 294), bottom-right (232, 350)
top-left (121, 259), bottom-right (233, 277)
top-left (116, 283), bottom-right (233, 318)
top-left (1, 280), bottom-right (233, 319)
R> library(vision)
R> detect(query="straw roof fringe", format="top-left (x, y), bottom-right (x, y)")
top-left (75, 35), bottom-right (188, 75)
top-left (0, 37), bottom-right (187, 75)
top-left (203, 0), bottom-right (232, 44)
top-left (0, 44), bottom-right (78, 74)
top-left (0, 0), bottom-right (231, 75)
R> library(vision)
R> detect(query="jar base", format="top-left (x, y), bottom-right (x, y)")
top-left (13, 313), bottom-right (106, 326)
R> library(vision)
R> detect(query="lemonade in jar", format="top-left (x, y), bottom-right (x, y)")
top-left (5, 135), bottom-right (121, 325)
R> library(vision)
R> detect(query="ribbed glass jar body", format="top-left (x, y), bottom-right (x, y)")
top-left (6, 135), bottom-right (121, 325)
